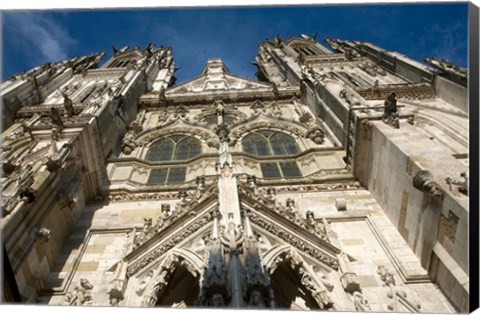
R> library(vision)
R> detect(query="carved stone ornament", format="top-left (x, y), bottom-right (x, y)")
top-left (248, 289), bottom-right (267, 308)
top-left (50, 107), bottom-right (64, 131)
top-left (35, 227), bottom-right (52, 243)
top-left (209, 293), bottom-right (226, 306)
top-left (340, 272), bottom-right (361, 294)
top-left (127, 212), bottom-right (213, 276)
top-left (446, 172), bottom-right (468, 196)
top-left (382, 92), bottom-right (399, 128)
top-left (62, 93), bottom-right (74, 118)
top-left (248, 213), bottom-right (339, 270)
top-left (424, 57), bottom-right (468, 80)
top-left (353, 291), bottom-right (371, 311)
top-left (413, 170), bottom-right (444, 197)
top-left (376, 265), bottom-right (395, 287)
top-left (65, 278), bottom-right (94, 305)
top-left (121, 130), bottom-right (137, 155)
top-left (305, 127), bottom-right (325, 145)
top-left (339, 89), bottom-right (361, 106)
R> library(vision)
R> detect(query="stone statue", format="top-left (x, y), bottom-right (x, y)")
top-left (377, 265), bottom-right (395, 287)
top-left (135, 270), bottom-right (153, 296)
top-left (286, 198), bottom-right (295, 212)
top-left (50, 107), bottom-right (64, 130)
top-left (142, 269), bottom-right (169, 306)
top-left (178, 190), bottom-right (188, 205)
top-left (65, 278), bottom-right (94, 305)
top-left (248, 290), bottom-right (266, 308)
top-left (121, 130), bottom-right (137, 155)
top-left (266, 187), bottom-right (276, 201)
top-left (62, 93), bottom-right (74, 117)
top-left (143, 218), bottom-right (153, 234)
top-left (195, 176), bottom-right (206, 192)
top-left (382, 93), bottom-right (399, 128)
top-left (305, 211), bottom-right (327, 239)
top-left (353, 292), bottom-right (371, 311)
top-left (305, 127), bottom-right (325, 145)
top-left (35, 228), bottom-right (52, 243)
top-left (209, 293), bottom-right (225, 307)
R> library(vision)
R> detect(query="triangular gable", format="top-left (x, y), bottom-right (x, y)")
top-left (166, 73), bottom-right (271, 94)
top-left (237, 182), bottom-right (354, 271)
top-left (124, 182), bottom-right (219, 276)
top-left (167, 59), bottom-right (272, 95)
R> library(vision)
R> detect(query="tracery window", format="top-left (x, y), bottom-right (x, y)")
top-left (242, 130), bottom-right (302, 178)
top-left (242, 130), bottom-right (299, 157)
top-left (146, 135), bottom-right (202, 184)
top-left (146, 135), bottom-right (201, 162)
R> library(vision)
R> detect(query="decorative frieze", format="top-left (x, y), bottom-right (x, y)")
top-left (355, 82), bottom-right (435, 100)
top-left (65, 278), bottom-right (94, 306)
top-left (127, 212), bottom-right (213, 276)
top-left (248, 213), bottom-right (339, 270)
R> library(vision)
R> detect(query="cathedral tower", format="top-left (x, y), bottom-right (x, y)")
top-left (1, 35), bottom-right (469, 312)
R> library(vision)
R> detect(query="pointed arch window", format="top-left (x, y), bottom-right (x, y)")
top-left (242, 130), bottom-right (302, 178)
top-left (147, 135), bottom-right (202, 184)
top-left (242, 130), bottom-right (299, 157)
top-left (146, 135), bottom-right (201, 162)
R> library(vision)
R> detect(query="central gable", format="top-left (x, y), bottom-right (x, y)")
top-left (167, 59), bottom-right (271, 94)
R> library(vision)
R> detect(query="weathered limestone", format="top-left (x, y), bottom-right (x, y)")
top-left (1, 34), bottom-right (468, 313)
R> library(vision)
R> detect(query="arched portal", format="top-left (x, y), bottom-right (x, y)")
top-left (154, 263), bottom-right (200, 307)
top-left (270, 260), bottom-right (321, 310)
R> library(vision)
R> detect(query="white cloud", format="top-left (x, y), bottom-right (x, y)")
top-left (4, 11), bottom-right (76, 62)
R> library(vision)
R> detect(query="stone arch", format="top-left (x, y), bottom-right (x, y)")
top-left (135, 122), bottom-right (219, 162)
top-left (138, 249), bottom-right (204, 307)
top-left (229, 115), bottom-right (310, 153)
top-left (137, 121), bottom-right (217, 147)
top-left (261, 245), bottom-right (335, 310)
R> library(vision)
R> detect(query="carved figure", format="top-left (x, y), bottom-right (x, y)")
top-left (286, 198), bottom-right (295, 212)
top-left (194, 176), bottom-right (205, 191)
top-left (249, 290), bottom-right (266, 308)
top-left (216, 123), bottom-right (230, 143)
top-left (122, 130), bottom-right (137, 155)
top-left (136, 270), bottom-right (154, 296)
top-left (143, 218), bottom-right (153, 233)
top-left (209, 293), bottom-right (225, 307)
top-left (382, 93), bottom-right (399, 128)
top-left (65, 278), bottom-right (94, 305)
top-left (305, 127), bottom-right (325, 145)
top-left (62, 93), bottom-right (74, 117)
top-left (377, 265), bottom-right (395, 287)
top-left (178, 190), bottom-right (188, 205)
top-left (50, 107), bottom-right (64, 130)
top-left (446, 172), bottom-right (468, 196)
top-left (353, 292), bottom-right (371, 311)
top-left (36, 228), bottom-right (51, 243)
top-left (305, 211), bottom-right (327, 240)
top-left (413, 170), bottom-right (443, 197)
top-left (266, 187), bottom-right (276, 201)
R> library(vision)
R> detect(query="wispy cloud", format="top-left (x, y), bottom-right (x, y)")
top-left (4, 11), bottom-right (76, 63)
top-left (427, 22), bottom-right (467, 65)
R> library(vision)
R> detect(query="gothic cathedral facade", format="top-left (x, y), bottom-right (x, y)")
top-left (1, 34), bottom-right (469, 312)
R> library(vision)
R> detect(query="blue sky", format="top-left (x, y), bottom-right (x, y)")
top-left (1, 3), bottom-right (469, 83)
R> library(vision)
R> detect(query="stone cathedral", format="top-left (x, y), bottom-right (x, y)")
top-left (1, 34), bottom-right (469, 313)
